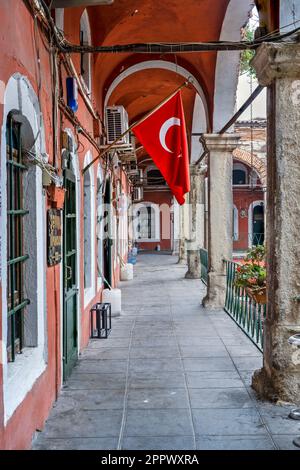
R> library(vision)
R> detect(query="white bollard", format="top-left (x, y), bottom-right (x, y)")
top-left (120, 263), bottom-right (134, 281)
top-left (102, 288), bottom-right (122, 317)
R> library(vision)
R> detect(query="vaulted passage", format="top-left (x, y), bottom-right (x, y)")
top-left (33, 256), bottom-right (298, 450)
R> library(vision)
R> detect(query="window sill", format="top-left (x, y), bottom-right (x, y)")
top-left (4, 346), bottom-right (46, 424)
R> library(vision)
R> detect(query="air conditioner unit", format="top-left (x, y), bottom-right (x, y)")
top-left (133, 187), bottom-right (143, 202)
top-left (127, 163), bottom-right (139, 176)
top-left (105, 106), bottom-right (129, 145)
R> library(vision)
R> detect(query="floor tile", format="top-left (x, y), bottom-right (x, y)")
top-left (196, 435), bottom-right (275, 450)
top-left (122, 436), bottom-right (194, 450)
top-left (42, 410), bottom-right (123, 438)
top-left (127, 388), bottom-right (189, 409)
top-left (186, 372), bottom-right (244, 389)
top-left (124, 409), bottom-right (194, 437)
top-left (129, 371), bottom-right (186, 389)
top-left (66, 373), bottom-right (126, 390)
top-left (189, 387), bottom-right (253, 408)
top-left (183, 357), bottom-right (236, 372)
top-left (192, 408), bottom-right (267, 436)
top-left (74, 360), bottom-right (127, 374)
top-left (33, 437), bottom-right (118, 450)
top-left (129, 358), bottom-right (183, 373)
top-left (130, 346), bottom-right (180, 359)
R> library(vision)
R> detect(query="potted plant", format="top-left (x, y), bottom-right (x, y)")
top-left (234, 245), bottom-right (267, 304)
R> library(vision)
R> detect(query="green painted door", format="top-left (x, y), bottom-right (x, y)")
top-left (253, 204), bottom-right (264, 246)
top-left (103, 179), bottom-right (112, 289)
top-left (63, 168), bottom-right (78, 380)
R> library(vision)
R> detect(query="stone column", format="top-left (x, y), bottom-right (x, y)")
top-left (250, 43), bottom-right (300, 403)
top-left (185, 164), bottom-right (206, 279)
top-left (202, 134), bottom-right (240, 309)
top-left (177, 203), bottom-right (187, 264)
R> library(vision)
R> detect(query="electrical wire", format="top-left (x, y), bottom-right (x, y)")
top-left (28, 0), bottom-right (300, 55)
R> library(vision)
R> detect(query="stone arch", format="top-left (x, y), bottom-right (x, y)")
top-left (104, 60), bottom-right (209, 127)
top-left (233, 147), bottom-right (266, 186)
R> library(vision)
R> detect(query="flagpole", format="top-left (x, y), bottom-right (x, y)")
top-left (82, 81), bottom-right (189, 174)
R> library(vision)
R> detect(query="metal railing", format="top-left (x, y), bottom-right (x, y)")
top-left (200, 248), bottom-right (208, 285)
top-left (224, 259), bottom-right (266, 351)
top-left (233, 232), bottom-right (265, 247)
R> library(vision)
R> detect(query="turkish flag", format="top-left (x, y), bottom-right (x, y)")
top-left (132, 91), bottom-right (190, 205)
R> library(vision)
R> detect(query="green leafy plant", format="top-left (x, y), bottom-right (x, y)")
top-left (240, 25), bottom-right (256, 77)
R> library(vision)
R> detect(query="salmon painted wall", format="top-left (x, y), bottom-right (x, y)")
top-left (0, 0), bottom-right (127, 449)
top-left (233, 190), bottom-right (265, 252)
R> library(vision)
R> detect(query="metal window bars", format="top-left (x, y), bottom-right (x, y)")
top-left (6, 115), bottom-right (30, 362)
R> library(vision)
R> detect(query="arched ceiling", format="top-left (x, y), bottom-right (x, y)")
top-left (108, 68), bottom-right (196, 130)
top-left (63, 0), bottom-right (253, 147)
top-left (85, 0), bottom-right (231, 124)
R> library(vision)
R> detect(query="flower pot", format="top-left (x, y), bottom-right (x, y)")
top-left (246, 287), bottom-right (266, 305)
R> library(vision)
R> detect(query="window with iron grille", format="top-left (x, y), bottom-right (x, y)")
top-left (6, 115), bottom-right (30, 362)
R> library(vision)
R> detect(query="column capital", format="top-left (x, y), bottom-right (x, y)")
top-left (251, 42), bottom-right (300, 86)
top-left (189, 163), bottom-right (207, 176)
top-left (202, 133), bottom-right (240, 153)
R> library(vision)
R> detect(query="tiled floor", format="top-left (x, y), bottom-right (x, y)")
top-left (33, 255), bottom-right (300, 450)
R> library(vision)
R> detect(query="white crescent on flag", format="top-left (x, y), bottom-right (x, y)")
top-left (159, 117), bottom-right (181, 153)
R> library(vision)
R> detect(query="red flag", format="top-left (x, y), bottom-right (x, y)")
top-left (132, 91), bottom-right (190, 205)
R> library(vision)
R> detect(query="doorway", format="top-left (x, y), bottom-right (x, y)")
top-left (63, 167), bottom-right (78, 380)
top-left (252, 203), bottom-right (264, 246)
top-left (103, 178), bottom-right (112, 289)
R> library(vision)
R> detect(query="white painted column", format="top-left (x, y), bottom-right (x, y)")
top-left (185, 164), bottom-right (206, 279)
top-left (251, 42), bottom-right (300, 403)
top-left (202, 134), bottom-right (240, 309)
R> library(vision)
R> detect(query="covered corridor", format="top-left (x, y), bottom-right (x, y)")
top-left (33, 255), bottom-right (299, 451)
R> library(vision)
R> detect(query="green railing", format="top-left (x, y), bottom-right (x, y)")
top-left (224, 259), bottom-right (266, 351)
top-left (200, 248), bottom-right (208, 285)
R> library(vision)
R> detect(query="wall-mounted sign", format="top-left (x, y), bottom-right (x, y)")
top-left (47, 209), bottom-right (62, 266)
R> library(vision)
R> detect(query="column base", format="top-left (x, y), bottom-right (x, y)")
top-left (252, 367), bottom-right (300, 405)
top-left (185, 250), bottom-right (201, 279)
top-left (202, 273), bottom-right (226, 309)
top-left (251, 368), bottom-right (278, 403)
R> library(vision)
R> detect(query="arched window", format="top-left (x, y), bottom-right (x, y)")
top-left (83, 152), bottom-right (95, 304)
top-left (146, 167), bottom-right (166, 186)
top-left (134, 203), bottom-right (160, 242)
top-left (80, 10), bottom-right (92, 94)
top-left (1, 74), bottom-right (47, 421)
top-left (233, 162), bottom-right (247, 185)
top-left (96, 166), bottom-right (104, 287)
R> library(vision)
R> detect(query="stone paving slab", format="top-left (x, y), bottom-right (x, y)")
top-left (33, 255), bottom-right (300, 451)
